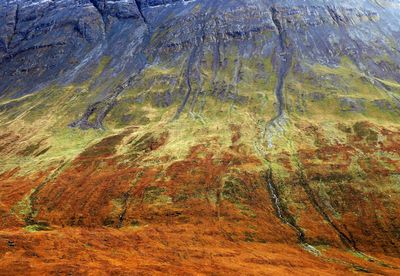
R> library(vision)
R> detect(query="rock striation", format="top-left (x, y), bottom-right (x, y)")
top-left (0, 0), bottom-right (399, 110)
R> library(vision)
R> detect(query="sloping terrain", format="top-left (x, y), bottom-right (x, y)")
top-left (1, 0), bottom-right (400, 274)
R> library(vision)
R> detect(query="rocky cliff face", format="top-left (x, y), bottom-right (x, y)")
top-left (0, 0), bottom-right (147, 98)
top-left (1, 0), bottom-right (400, 274)
top-left (1, 0), bottom-right (400, 125)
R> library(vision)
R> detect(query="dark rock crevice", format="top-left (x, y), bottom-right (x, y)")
top-left (88, 0), bottom-right (107, 31)
top-left (7, 4), bottom-right (19, 51)
top-left (171, 1), bottom-right (219, 121)
top-left (134, 0), bottom-right (147, 23)
top-left (68, 101), bottom-right (102, 130)
top-left (117, 188), bottom-right (134, 228)
top-left (269, 6), bottom-right (292, 121)
top-left (326, 6), bottom-right (345, 26)
top-left (171, 45), bottom-right (198, 121)
top-left (296, 166), bottom-right (358, 251)
top-left (69, 72), bottom-right (143, 130)
top-left (69, 87), bottom-right (123, 130)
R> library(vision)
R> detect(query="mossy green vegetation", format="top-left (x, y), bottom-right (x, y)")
top-left (284, 57), bottom-right (400, 126)
top-left (93, 56), bottom-right (113, 79)
top-left (10, 190), bottom-right (34, 221)
top-left (24, 223), bottom-right (51, 232)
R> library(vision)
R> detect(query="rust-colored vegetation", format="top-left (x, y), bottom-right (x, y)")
top-left (1, 118), bottom-right (400, 274)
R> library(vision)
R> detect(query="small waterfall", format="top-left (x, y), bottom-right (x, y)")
top-left (268, 180), bottom-right (284, 220)
top-left (267, 177), bottom-right (321, 256)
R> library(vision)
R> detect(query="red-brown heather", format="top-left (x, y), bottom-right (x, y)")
top-left (1, 119), bottom-right (400, 275)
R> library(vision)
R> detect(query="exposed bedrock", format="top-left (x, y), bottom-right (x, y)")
top-left (0, 0), bottom-right (400, 126)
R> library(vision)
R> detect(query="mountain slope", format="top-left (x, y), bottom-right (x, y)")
top-left (1, 0), bottom-right (400, 274)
